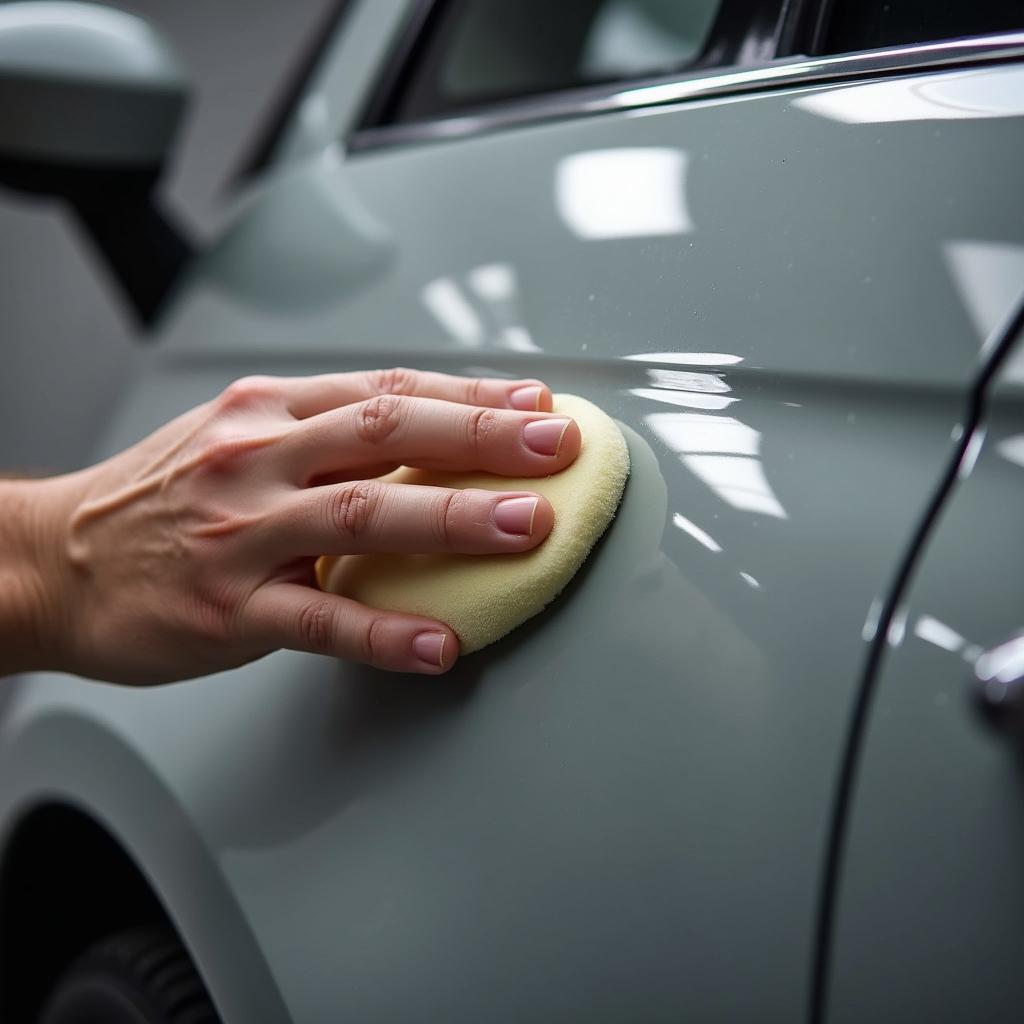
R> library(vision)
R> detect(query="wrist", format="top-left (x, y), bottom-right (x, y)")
top-left (0, 474), bottom-right (81, 675)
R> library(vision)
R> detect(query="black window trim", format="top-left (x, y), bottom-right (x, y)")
top-left (348, 22), bottom-right (1024, 154)
top-left (354, 0), bottom-right (787, 146)
top-left (228, 0), bottom-right (355, 188)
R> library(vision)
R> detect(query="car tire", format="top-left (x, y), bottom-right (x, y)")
top-left (39, 925), bottom-right (220, 1024)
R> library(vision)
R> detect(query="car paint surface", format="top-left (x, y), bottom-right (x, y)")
top-left (827, 332), bottom-right (1024, 1024)
top-left (1, 2), bottom-right (1024, 1020)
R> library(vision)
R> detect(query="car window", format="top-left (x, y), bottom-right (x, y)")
top-left (820, 0), bottom-right (1021, 54)
top-left (380, 0), bottom-right (724, 123)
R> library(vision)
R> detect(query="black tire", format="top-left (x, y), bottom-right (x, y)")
top-left (39, 925), bottom-right (221, 1024)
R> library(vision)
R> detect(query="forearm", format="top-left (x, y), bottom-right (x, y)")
top-left (0, 477), bottom-right (71, 676)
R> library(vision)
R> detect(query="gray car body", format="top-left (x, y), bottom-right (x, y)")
top-left (2, 1), bottom-right (1023, 1021)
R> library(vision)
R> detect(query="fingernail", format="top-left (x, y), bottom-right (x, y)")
top-left (493, 496), bottom-right (538, 536)
top-left (413, 630), bottom-right (447, 667)
top-left (510, 385), bottom-right (543, 411)
top-left (523, 417), bottom-right (571, 456)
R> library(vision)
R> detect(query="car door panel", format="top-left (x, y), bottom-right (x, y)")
top-left (16, 56), bottom-right (1008, 1021)
top-left (826, 333), bottom-right (1024, 1024)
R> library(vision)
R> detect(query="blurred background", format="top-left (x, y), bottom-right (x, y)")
top-left (0, 0), bottom-right (337, 473)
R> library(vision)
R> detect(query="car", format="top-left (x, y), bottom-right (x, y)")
top-left (1, 0), bottom-right (1022, 1020)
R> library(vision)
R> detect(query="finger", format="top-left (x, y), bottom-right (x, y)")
top-left (283, 395), bottom-right (582, 481)
top-left (266, 480), bottom-right (554, 557)
top-left (281, 367), bottom-right (553, 419)
top-left (309, 461), bottom-right (400, 487)
top-left (244, 583), bottom-right (458, 674)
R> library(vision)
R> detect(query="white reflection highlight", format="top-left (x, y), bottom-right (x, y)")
top-left (999, 343), bottom-right (1024, 385)
top-left (626, 352), bottom-right (744, 365)
top-left (862, 598), bottom-right (883, 642)
top-left (914, 614), bottom-right (965, 653)
top-left (963, 644), bottom-right (984, 664)
top-left (976, 635), bottom-right (1024, 684)
top-left (647, 411), bottom-right (787, 518)
top-left (887, 608), bottom-right (907, 647)
top-left (421, 277), bottom-right (483, 346)
top-left (629, 387), bottom-right (736, 410)
top-left (682, 456), bottom-right (787, 518)
top-left (997, 434), bottom-right (1024, 469)
top-left (942, 241), bottom-right (1024, 346)
top-left (648, 413), bottom-right (760, 456)
top-left (555, 147), bottom-right (692, 240)
top-left (739, 572), bottom-right (761, 589)
top-left (422, 263), bottom-right (541, 351)
top-left (647, 368), bottom-right (730, 393)
top-left (793, 67), bottom-right (1024, 124)
top-left (612, 62), bottom-right (806, 108)
top-left (467, 262), bottom-right (516, 303)
top-left (957, 427), bottom-right (986, 480)
top-left (672, 512), bottom-right (722, 552)
top-left (499, 326), bottom-right (541, 352)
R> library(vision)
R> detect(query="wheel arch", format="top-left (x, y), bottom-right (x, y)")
top-left (0, 709), bottom-right (289, 1024)
top-left (0, 800), bottom-right (173, 1020)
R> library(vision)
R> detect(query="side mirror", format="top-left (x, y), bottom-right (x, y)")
top-left (0, 2), bottom-right (193, 324)
top-left (0, 1), bottom-right (187, 169)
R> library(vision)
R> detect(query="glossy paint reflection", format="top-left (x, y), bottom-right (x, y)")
top-left (626, 351), bottom-right (744, 366)
top-left (200, 150), bottom-right (393, 312)
top-left (912, 613), bottom-right (966, 653)
top-left (996, 433), bottom-right (1024, 468)
top-left (793, 65), bottom-right (1024, 124)
top-left (975, 634), bottom-right (1024, 685)
top-left (554, 146), bottom-right (692, 240)
top-left (827, 345), bottom-right (1024, 1023)
top-left (672, 511), bottom-right (722, 552)
top-left (630, 386), bottom-right (735, 410)
top-left (889, 412), bottom-right (1024, 678)
top-left (421, 262), bottom-right (540, 351)
top-left (66, 39), bottom-right (1024, 1023)
top-left (647, 411), bottom-right (787, 518)
top-left (942, 240), bottom-right (1024, 347)
top-left (420, 277), bottom-right (483, 346)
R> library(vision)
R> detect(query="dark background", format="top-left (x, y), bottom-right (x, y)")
top-left (0, 0), bottom-right (333, 473)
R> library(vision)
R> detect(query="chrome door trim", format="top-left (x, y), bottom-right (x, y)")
top-left (349, 31), bottom-right (1024, 152)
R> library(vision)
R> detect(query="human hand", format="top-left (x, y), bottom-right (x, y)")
top-left (7, 369), bottom-right (580, 683)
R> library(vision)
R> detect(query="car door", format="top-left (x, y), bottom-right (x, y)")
top-left (70, 0), bottom-right (1024, 1019)
top-left (825, 315), bottom-right (1024, 1023)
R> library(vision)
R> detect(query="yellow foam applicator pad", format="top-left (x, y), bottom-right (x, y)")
top-left (317, 393), bottom-right (630, 653)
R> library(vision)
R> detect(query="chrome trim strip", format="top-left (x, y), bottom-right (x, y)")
top-left (349, 31), bottom-right (1024, 152)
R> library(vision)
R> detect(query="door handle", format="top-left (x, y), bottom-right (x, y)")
top-left (973, 633), bottom-right (1024, 736)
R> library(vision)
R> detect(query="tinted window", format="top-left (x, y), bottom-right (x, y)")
top-left (822, 0), bottom-right (1021, 53)
top-left (383, 0), bottom-right (723, 123)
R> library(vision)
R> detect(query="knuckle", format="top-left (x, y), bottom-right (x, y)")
top-left (434, 489), bottom-right (463, 547)
top-left (466, 376), bottom-right (485, 405)
top-left (372, 367), bottom-right (419, 396)
top-left (466, 406), bottom-right (498, 451)
top-left (297, 598), bottom-right (337, 654)
top-left (196, 435), bottom-right (261, 473)
top-left (355, 395), bottom-right (405, 444)
top-left (363, 615), bottom-right (391, 666)
top-left (192, 505), bottom-right (265, 542)
top-left (194, 595), bottom-right (235, 645)
top-left (218, 375), bottom-right (279, 411)
top-left (327, 480), bottom-right (379, 540)
top-left (191, 576), bottom-right (247, 643)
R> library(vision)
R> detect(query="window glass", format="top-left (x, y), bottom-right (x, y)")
top-left (384, 0), bottom-right (723, 123)
top-left (822, 0), bottom-right (1022, 54)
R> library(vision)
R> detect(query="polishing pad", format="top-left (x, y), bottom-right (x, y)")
top-left (317, 393), bottom-right (630, 654)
